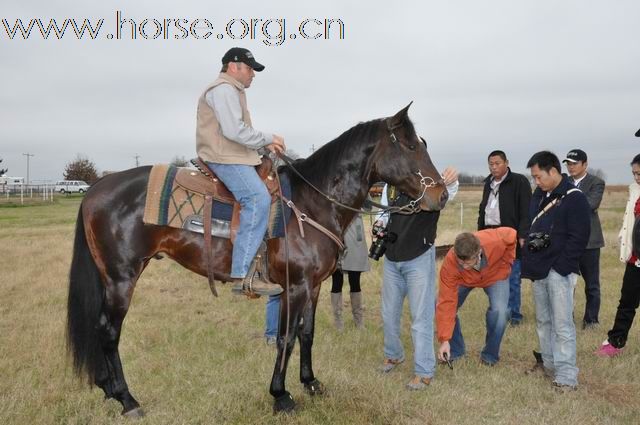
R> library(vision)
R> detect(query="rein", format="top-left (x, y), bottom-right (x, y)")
top-left (275, 123), bottom-right (440, 217)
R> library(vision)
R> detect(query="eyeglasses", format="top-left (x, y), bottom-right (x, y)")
top-left (456, 256), bottom-right (479, 269)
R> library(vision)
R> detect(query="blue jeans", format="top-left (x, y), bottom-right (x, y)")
top-left (265, 295), bottom-right (280, 338)
top-left (532, 268), bottom-right (578, 387)
top-left (449, 278), bottom-right (510, 364)
top-left (205, 162), bottom-right (271, 278)
top-left (381, 247), bottom-right (436, 378)
top-left (508, 259), bottom-right (523, 322)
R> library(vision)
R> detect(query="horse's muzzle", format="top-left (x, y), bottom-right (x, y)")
top-left (420, 187), bottom-right (448, 212)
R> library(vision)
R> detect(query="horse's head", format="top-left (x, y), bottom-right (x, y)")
top-left (371, 103), bottom-right (448, 211)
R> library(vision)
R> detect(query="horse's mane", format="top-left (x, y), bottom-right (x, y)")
top-left (287, 118), bottom-right (385, 188)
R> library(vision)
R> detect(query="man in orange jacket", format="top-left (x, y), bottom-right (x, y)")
top-left (436, 227), bottom-right (516, 366)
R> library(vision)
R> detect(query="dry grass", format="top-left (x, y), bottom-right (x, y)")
top-left (1, 193), bottom-right (639, 424)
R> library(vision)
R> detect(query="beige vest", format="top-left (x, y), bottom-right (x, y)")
top-left (195, 73), bottom-right (261, 165)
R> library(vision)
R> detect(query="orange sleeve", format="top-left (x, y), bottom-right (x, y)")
top-left (436, 253), bottom-right (460, 343)
top-left (499, 227), bottom-right (517, 266)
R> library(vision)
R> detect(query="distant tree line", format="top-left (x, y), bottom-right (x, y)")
top-left (459, 167), bottom-right (606, 186)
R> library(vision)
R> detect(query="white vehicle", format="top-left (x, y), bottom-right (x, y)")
top-left (55, 180), bottom-right (90, 194)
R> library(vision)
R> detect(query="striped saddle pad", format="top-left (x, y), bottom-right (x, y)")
top-left (142, 164), bottom-right (290, 239)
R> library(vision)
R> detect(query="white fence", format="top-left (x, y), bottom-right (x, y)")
top-left (0, 184), bottom-right (56, 205)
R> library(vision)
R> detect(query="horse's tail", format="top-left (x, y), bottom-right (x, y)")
top-left (66, 204), bottom-right (104, 384)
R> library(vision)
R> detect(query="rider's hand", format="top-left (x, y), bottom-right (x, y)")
top-left (437, 341), bottom-right (451, 362)
top-left (266, 144), bottom-right (284, 154)
top-left (441, 167), bottom-right (458, 186)
top-left (267, 134), bottom-right (286, 155)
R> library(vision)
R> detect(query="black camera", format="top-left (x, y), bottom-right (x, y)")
top-left (527, 232), bottom-right (551, 253)
top-left (369, 223), bottom-right (397, 261)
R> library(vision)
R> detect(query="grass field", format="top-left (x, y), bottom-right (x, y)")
top-left (1, 189), bottom-right (638, 424)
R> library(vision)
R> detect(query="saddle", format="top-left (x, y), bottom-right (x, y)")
top-left (178, 157), bottom-right (280, 209)
top-left (178, 157), bottom-right (281, 297)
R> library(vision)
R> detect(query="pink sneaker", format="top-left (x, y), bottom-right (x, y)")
top-left (594, 341), bottom-right (623, 358)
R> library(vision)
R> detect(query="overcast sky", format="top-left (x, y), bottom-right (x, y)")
top-left (1, 0), bottom-right (639, 184)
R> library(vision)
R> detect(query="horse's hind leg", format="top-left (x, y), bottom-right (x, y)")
top-left (95, 281), bottom-right (143, 417)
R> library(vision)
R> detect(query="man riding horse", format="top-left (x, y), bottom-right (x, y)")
top-left (196, 47), bottom-right (285, 297)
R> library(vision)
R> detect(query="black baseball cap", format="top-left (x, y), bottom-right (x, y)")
top-left (562, 149), bottom-right (588, 163)
top-left (221, 47), bottom-right (265, 72)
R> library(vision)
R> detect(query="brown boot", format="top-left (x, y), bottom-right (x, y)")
top-left (232, 274), bottom-right (282, 297)
top-left (350, 292), bottom-right (365, 329)
top-left (330, 292), bottom-right (344, 331)
top-left (231, 250), bottom-right (282, 297)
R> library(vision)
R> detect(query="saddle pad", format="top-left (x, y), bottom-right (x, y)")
top-left (143, 164), bottom-right (291, 239)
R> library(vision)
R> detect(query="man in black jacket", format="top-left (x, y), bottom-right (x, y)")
top-left (478, 150), bottom-right (532, 325)
top-left (522, 151), bottom-right (590, 391)
top-left (563, 149), bottom-right (605, 329)
top-left (375, 167), bottom-right (459, 390)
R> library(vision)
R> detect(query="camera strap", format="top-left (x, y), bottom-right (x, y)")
top-left (531, 188), bottom-right (581, 226)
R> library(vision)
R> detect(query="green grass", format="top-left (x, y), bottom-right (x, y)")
top-left (0, 190), bottom-right (638, 424)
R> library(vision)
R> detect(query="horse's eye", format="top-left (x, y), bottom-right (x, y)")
top-left (408, 144), bottom-right (416, 151)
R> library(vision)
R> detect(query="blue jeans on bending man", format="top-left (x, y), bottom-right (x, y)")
top-left (449, 278), bottom-right (510, 365)
top-left (381, 247), bottom-right (437, 379)
top-left (508, 259), bottom-right (523, 324)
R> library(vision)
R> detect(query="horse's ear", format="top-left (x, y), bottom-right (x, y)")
top-left (390, 101), bottom-right (413, 126)
top-left (636, 128), bottom-right (640, 137)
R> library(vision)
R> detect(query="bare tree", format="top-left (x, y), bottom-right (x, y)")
top-left (170, 155), bottom-right (189, 167)
top-left (64, 155), bottom-right (99, 184)
top-left (0, 158), bottom-right (7, 175)
top-left (458, 172), bottom-right (486, 185)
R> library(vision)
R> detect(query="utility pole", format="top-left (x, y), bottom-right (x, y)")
top-left (134, 154), bottom-right (140, 167)
top-left (22, 153), bottom-right (34, 186)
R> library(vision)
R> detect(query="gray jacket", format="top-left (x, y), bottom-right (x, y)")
top-left (571, 173), bottom-right (605, 249)
top-left (339, 216), bottom-right (371, 272)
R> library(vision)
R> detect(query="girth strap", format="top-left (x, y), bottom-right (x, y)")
top-left (203, 194), bottom-right (218, 297)
top-left (281, 195), bottom-right (345, 251)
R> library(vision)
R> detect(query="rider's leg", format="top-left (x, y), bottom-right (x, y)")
top-left (206, 162), bottom-right (282, 296)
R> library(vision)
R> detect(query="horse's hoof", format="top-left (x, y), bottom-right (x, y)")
top-left (122, 407), bottom-right (145, 419)
top-left (303, 379), bottom-right (326, 396)
top-left (273, 392), bottom-right (295, 414)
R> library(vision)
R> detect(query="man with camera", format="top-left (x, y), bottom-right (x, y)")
top-left (436, 227), bottom-right (516, 367)
top-left (373, 167), bottom-right (459, 390)
top-left (563, 149), bottom-right (605, 329)
top-left (522, 151), bottom-right (590, 391)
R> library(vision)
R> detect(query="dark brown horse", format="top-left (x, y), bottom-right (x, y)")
top-left (66, 104), bottom-right (448, 416)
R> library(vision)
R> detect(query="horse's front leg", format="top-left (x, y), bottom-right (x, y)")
top-left (270, 286), bottom-right (306, 413)
top-left (298, 285), bottom-right (325, 396)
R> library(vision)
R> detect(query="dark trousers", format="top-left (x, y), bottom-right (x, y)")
top-left (331, 270), bottom-right (361, 293)
top-left (608, 263), bottom-right (640, 349)
top-left (578, 248), bottom-right (601, 324)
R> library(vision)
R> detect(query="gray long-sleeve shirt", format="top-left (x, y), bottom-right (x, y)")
top-left (206, 84), bottom-right (273, 149)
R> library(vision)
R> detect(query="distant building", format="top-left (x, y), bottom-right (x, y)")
top-left (0, 175), bottom-right (24, 193)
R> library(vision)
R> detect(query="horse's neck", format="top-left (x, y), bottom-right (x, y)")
top-left (294, 143), bottom-right (374, 234)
